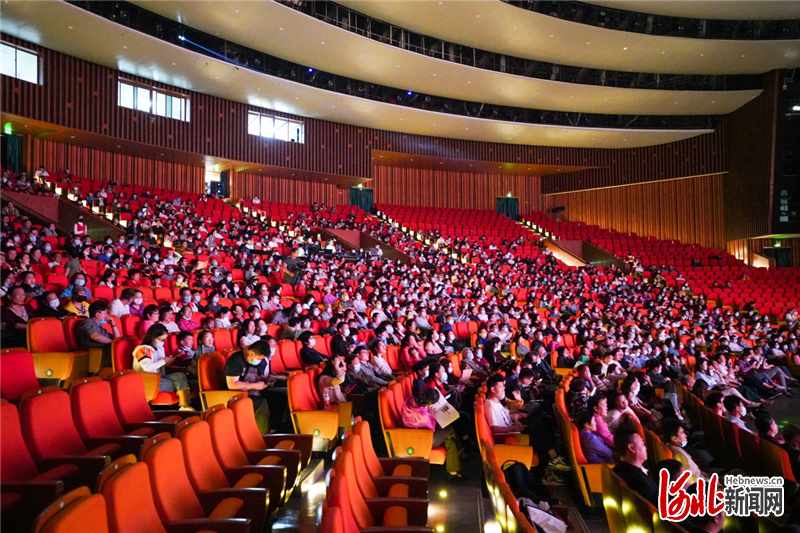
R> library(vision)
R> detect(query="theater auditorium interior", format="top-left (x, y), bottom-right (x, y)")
top-left (3, 1), bottom-right (800, 532)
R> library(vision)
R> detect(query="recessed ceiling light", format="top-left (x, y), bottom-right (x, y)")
top-left (235, 9), bottom-right (239, 13)
top-left (68, 26), bottom-right (73, 30)
top-left (70, 135), bottom-right (75, 139)
top-left (123, 45), bottom-right (127, 49)
top-left (586, 42), bottom-right (590, 45)
top-left (321, 42), bottom-right (325, 45)
top-left (741, 54), bottom-right (746, 58)
top-left (117, 145), bottom-right (121, 148)
top-left (433, 74), bottom-right (437, 76)
top-left (476, 14), bottom-right (481, 18)
top-left (661, 51), bottom-right (666, 54)
top-left (279, 27), bottom-right (284, 31)
top-left (172, 62), bottom-right (176, 66)
top-left (623, 47), bottom-right (627, 50)
top-left (700, 54), bottom-right (705, 57)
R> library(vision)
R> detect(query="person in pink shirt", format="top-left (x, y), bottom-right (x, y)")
top-left (588, 394), bottom-right (615, 448)
top-left (400, 388), bottom-right (461, 477)
top-left (138, 304), bottom-right (160, 338)
top-left (176, 305), bottom-right (199, 332)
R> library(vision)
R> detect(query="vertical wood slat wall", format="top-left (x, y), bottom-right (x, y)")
top-left (540, 126), bottom-right (727, 194)
top-left (1, 34), bottom-right (604, 182)
top-left (542, 174), bottom-right (726, 249)
top-left (372, 165), bottom-right (544, 213)
top-left (723, 71), bottom-right (779, 242)
top-left (30, 138), bottom-right (205, 193)
top-left (230, 173), bottom-right (348, 206)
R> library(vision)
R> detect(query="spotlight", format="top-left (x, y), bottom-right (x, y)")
top-left (178, 35), bottom-right (185, 41)
top-left (308, 68), bottom-right (313, 73)
top-left (407, 91), bottom-right (412, 96)
top-left (438, 489), bottom-right (448, 499)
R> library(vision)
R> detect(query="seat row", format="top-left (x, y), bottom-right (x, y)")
top-left (320, 419), bottom-right (432, 533)
top-left (2, 372), bottom-right (312, 532)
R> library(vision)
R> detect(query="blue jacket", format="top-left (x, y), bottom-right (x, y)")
top-left (60, 284), bottom-right (93, 299)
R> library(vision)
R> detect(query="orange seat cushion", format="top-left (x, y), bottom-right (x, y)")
top-left (391, 464), bottom-right (413, 477)
top-left (429, 447), bottom-right (446, 465)
top-left (387, 483), bottom-right (409, 498)
top-left (382, 506), bottom-right (408, 527)
top-left (274, 440), bottom-right (296, 450)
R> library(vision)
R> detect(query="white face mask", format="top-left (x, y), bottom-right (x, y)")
top-left (309, 337), bottom-right (316, 347)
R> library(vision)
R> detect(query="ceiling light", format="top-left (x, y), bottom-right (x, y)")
top-left (70, 135), bottom-right (75, 138)
top-left (623, 47), bottom-right (627, 50)
top-left (68, 26), bottom-right (73, 30)
top-left (476, 14), bottom-right (481, 17)
top-left (741, 54), bottom-right (746, 58)
top-left (586, 42), bottom-right (590, 45)
top-left (321, 42), bottom-right (325, 45)
top-left (279, 27), bottom-right (284, 31)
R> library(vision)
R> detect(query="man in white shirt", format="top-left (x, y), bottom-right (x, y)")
top-left (108, 288), bottom-right (135, 318)
top-left (723, 395), bottom-right (751, 433)
top-left (34, 165), bottom-right (50, 180)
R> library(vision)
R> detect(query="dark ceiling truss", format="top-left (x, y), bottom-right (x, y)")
top-left (503, 0), bottom-right (800, 40)
top-left (68, 0), bottom-right (717, 131)
top-left (279, 0), bottom-right (761, 91)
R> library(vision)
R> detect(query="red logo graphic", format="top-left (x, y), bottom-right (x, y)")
top-left (658, 470), bottom-right (725, 521)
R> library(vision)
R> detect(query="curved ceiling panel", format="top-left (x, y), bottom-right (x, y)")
top-left (129, 0), bottom-right (761, 117)
top-left (337, 0), bottom-right (800, 75)
top-left (0, 0), bottom-right (712, 149)
top-left (584, 1), bottom-right (800, 21)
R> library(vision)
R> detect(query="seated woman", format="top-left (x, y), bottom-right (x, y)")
top-left (128, 290), bottom-right (145, 317)
top-left (63, 286), bottom-right (90, 317)
top-left (237, 319), bottom-right (261, 349)
top-left (423, 331), bottom-right (444, 357)
top-left (400, 334), bottom-right (424, 371)
top-left (37, 291), bottom-right (69, 320)
top-left (1, 286), bottom-right (32, 347)
top-left (176, 305), bottom-right (199, 332)
top-left (132, 323), bottom-right (192, 410)
top-left (401, 387), bottom-right (461, 478)
top-left (138, 304), bottom-right (160, 337)
top-left (317, 355), bottom-right (348, 405)
top-left (577, 410), bottom-right (614, 464)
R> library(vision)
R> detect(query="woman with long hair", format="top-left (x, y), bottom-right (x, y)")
top-left (132, 323), bottom-right (192, 410)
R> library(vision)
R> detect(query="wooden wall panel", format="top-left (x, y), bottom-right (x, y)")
top-left (230, 173), bottom-right (348, 207)
top-left (30, 138), bottom-right (204, 193)
top-left (543, 174), bottom-right (726, 249)
top-left (372, 165), bottom-right (543, 213)
top-left (1, 34), bottom-right (604, 182)
top-left (723, 71), bottom-right (778, 242)
top-left (540, 127), bottom-right (727, 194)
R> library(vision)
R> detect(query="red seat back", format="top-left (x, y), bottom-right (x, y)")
top-left (0, 349), bottom-right (40, 402)
top-left (108, 370), bottom-right (155, 424)
top-left (176, 419), bottom-right (232, 491)
top-left (141, 438), bottom-right (206, 522)
top-left (20, 388), bottom-right (90, 459)
top-left (1, 401), bottom-right (42, 482)
top-left (70, 378), bottom-right (126, 439)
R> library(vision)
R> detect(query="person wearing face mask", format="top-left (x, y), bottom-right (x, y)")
top-left (723, 395), bottom-right (751, 433)
top-left (224, 340), bottom-right (287, 433)
top-left (343, 354), bottom-right (376, 395)
top-left (37, 291), bottom-right (69, 320)
top-left (177, 305), bottom-right (199, 332)
top-left (663, 420), bottom-right (712, 484)
top-left (411, 360), bottom-right (430, 397)
top-left (298, 330), bottom-right (326, 365)
top-left (63, 287), bottom-right (90, 317)
top-left (317, 355), bottom-right (349, 407)
top-left (60, 270), bottom-right (93, 300)
top-left (330, 321), bottom-right (353, 358)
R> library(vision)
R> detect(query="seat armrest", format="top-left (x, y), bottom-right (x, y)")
top-left (84, 436), bottom-right (145, 457)
top-left (122, 421), bottom-right (177, 435)
top-left (372, 477), bottom-right (428, 499)
top-left (197, 488), bottom-right (267, 526)
top-left (153, 409), bottom-right (201, 420)
top-left (379, 458), bottom-right (431, 478)
top-left (492, 445), bottom-right (536, 469)
top-left (1, 480), bottom-right (63, 503)
top-left (165, 518), bottom-right (251, 533)
top-left (261, 434), bottom-right (314, 466)
top-left (245, 449), bottom-right (300, 488)
top-left (384, 429), bottom-right (434, 459)
top-left (200, 391), bottom-right (248, 411)
top-left (224, 465), bottom-right (286, 516)
top-left (36, 455), bottom-right (110, 488)
top-left (365, 498), bottom-right (428, 527)
top-left (31, 351), bottom-right (84, 382)
top-left (361, 528), bottom-right (433, 533)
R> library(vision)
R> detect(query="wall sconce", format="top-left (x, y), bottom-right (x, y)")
top-left (271, 220), bottom-right (277, 227)
top-left (92, 206), bottom-right (100, 214)
top-left (163, 239), bottom-right (173, 248)
top-left (119, 219), bottom-right (128, 228)
top-left (106, 212), bottom-right (114, 221)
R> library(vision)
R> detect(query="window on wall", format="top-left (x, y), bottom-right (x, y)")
top-left (1, 42), bottom-right (39, 84)
top-left (118, 79), bottom-right (190, 121)
top-left (247, 110), bottom-right (304, 143)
